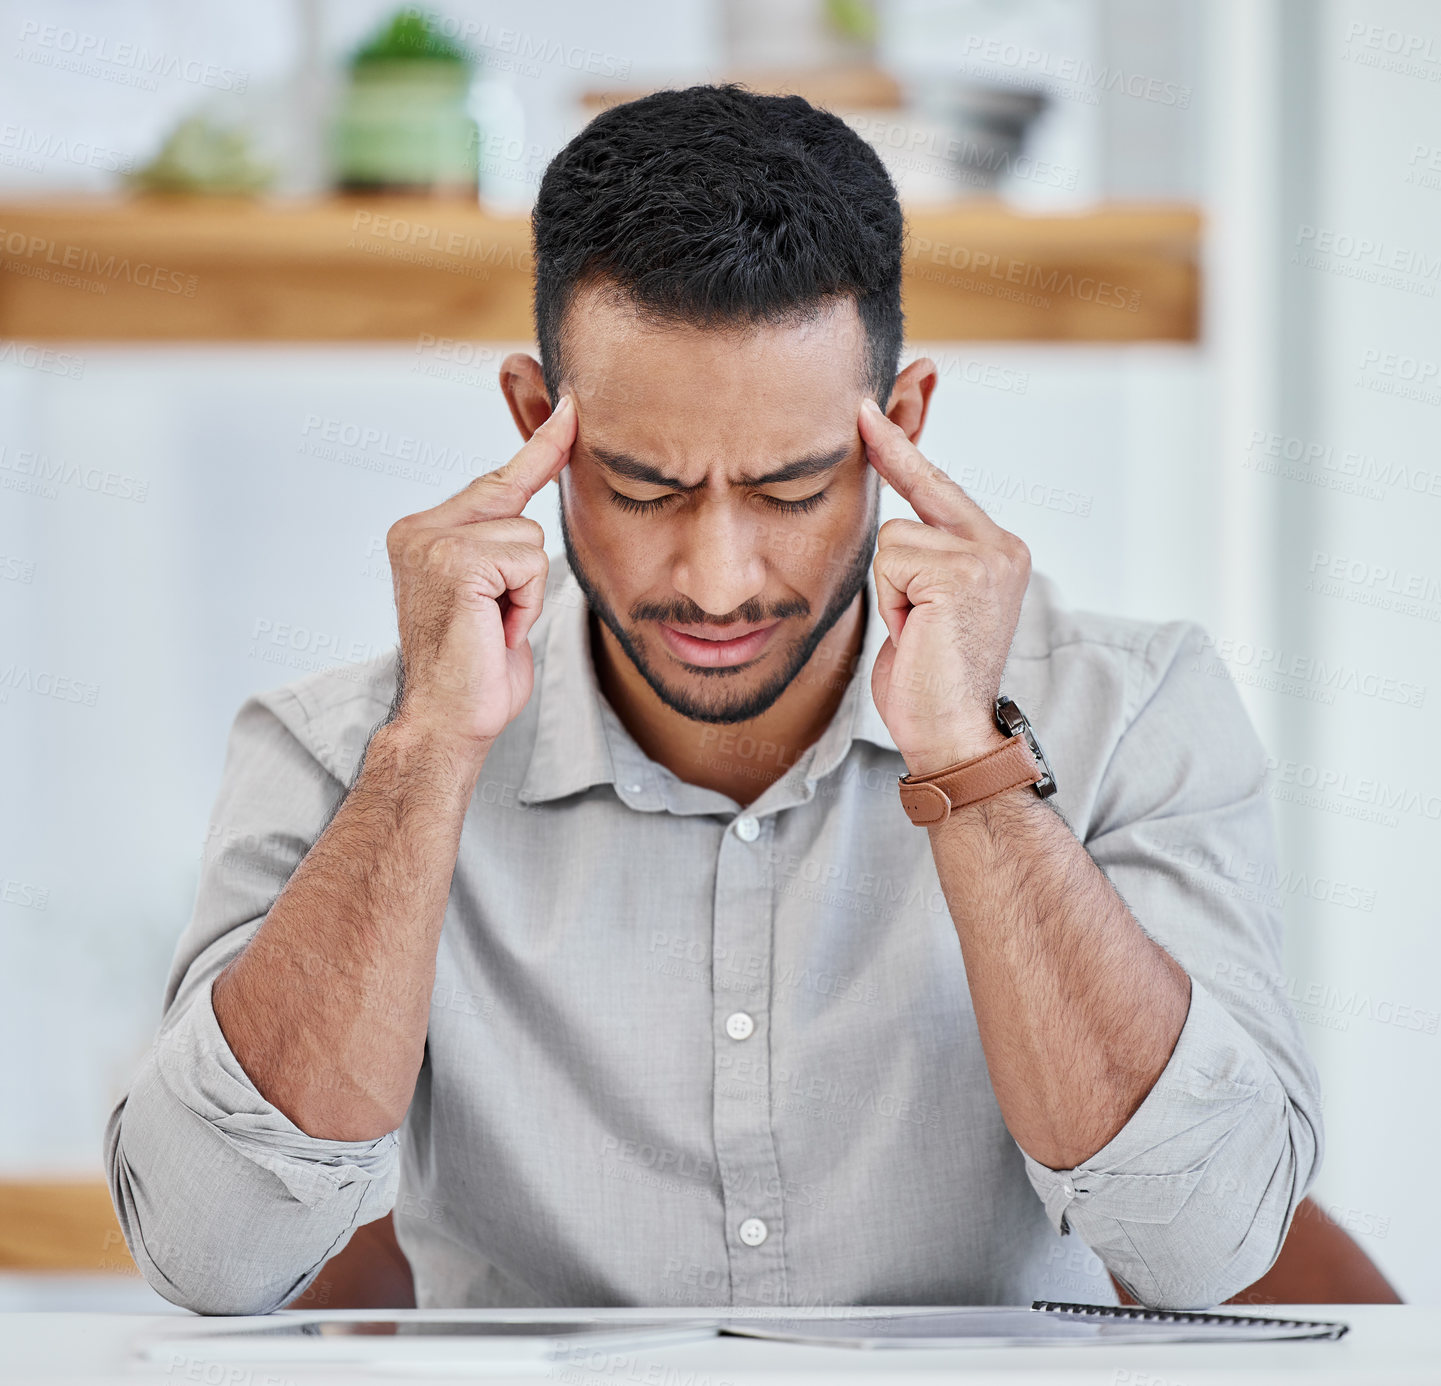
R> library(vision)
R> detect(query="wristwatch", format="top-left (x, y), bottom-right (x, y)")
top-left (897, 695), bottom-right (1058, 827)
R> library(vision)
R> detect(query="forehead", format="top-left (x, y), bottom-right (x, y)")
top-left (560, 284), bottom-right (868, 472)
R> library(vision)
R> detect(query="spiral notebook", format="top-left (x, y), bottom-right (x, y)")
top-left (718, 1301), bottom-right (1350, 1348)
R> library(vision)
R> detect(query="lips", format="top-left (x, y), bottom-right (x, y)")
top-left (666, 621), bottom-right (774, 641)
top-left (658, 620), bottom-right (780, 668)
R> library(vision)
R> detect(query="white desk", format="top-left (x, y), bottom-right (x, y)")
top-left (2, 1305), bottom-right (1433, 1384)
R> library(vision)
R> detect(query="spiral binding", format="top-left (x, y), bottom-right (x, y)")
top-left (1030, 1300), bottom-right (1349, 1339)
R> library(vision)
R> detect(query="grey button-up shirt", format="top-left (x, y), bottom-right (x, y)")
top-left (105, 551), bottom-right (1323, 1316)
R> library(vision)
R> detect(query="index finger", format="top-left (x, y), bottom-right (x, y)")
top-left (858, 397), bottom-right (1005, 542)
top-left (430, 393), bottom-right (577, 526)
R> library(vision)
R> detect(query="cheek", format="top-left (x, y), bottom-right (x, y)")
top-left (766, 484), bottom-right (871, 588)
top-left (563, 474), bottom-right (653, 574)
top-left (564, 472), bottom-right (618, 534)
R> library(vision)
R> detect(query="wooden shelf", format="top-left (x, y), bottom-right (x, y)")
top-left (0, 198), bottom-right (1199, 343)
top-left (0, 1180), bottom-right (134, 1273)
top-left (902, 202), bottom-right (1198, 341)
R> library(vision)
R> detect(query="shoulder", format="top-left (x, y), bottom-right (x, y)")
top-left (1010, 570), bottom-right (1215, 725)
top-left (233, 553), bottom-right (581, 787)
top-left (1006, 573), bottom-right (1256, 829)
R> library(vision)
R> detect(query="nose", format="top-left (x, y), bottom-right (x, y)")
top-left (670, 499), bottom-right (768, 619)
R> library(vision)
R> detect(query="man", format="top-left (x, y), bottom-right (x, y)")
top-left (105, 85), bottom-right (1322, 1316)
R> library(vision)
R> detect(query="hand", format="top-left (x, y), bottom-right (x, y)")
top-left (859, 397), bottom-right (1032, 778)
top-left (384, 395), bottom-right (576, 756)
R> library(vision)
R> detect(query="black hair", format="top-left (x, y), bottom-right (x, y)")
top-left (532, 83), bottom-right (905, 408)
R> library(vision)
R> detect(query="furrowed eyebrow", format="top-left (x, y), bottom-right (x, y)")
top-left (588, 442), bottom-right (853, 491)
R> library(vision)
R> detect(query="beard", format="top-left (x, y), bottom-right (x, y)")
top-left (558, 480), bottom-right (880, 726)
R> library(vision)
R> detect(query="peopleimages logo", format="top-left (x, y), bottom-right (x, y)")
top-left (0, 342), bottom-right (85, 380)
top-left (400, 7), bottom-right (633, 79)
top-left (1355, 347), bottom-right (1441, 407)
top-left (1264, 755), bottom-right (1441, 826)
top-left (1293, 225), bottom-right (1440, 296)
top-left (1156, 839), bottom-right (1378, 913)
top-left (1306, 551), bottom-right (1441, 623)
top-left (1243, 430), bottom-right (1441, 501)
top-left (1194, 634), bottom-right (1426, 709)
top-left (911, 236), bottom-right (1141, 311)
top-left (0, 225), bottom-right (199, 296)
top-left (0, 443), bottom-right (149, 502)
top-left (956, 36), bottom-right (1192, 107)
top-left (1341, 20), bottom-right (1441, 82)
top-left (0, 122), bottom-right (134, 173)
top-left (15, 21), bottom-right (249, 92)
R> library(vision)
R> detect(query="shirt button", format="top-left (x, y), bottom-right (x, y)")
top-left (738, 1218), bottom-right (768, 1247)
top-left (1061, 1181), bottom-right (1076, 1198)
top-left (734, 815), bottom-right (760, 841)
top-left (625, 782), bottom-right (643, 794)
top-left (725, 1012), bottom-right (755, 1041)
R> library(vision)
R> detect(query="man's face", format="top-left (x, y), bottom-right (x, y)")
top-left (556, 286), bottom-right (882, 726)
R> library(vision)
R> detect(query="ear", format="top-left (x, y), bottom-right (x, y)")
top-left (884, 356), bottom-right (938, 446)
top-left (499, 353), bottom-right (553, 442)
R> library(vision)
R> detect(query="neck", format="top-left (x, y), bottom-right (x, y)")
top-left (591, 593), bottom-right (868, 808)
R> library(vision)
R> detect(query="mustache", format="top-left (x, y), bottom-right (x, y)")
top-left (632, 598), bottom-right (811, 627)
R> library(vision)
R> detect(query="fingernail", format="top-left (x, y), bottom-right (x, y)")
top-left (553, 395), bottom-right (573, 416)
top-left (861, 398), bottom-right (882, 416)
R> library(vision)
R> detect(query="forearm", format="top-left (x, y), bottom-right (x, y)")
top-left (927, 786), bottom-right (1191, 1170)
top-left (213, 720), bottom-right (487, 1140)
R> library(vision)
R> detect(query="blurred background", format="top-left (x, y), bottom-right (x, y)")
top-left (0, 0), bottom-right (1436, 1310)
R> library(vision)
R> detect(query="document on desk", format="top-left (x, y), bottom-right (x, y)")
top-left (137, 1302), bottom-right (1348, 1369)
top-left (720, 1301), bottom-right (1350, 1347)
top-left (138, 1318), bottom-right (721, 1369)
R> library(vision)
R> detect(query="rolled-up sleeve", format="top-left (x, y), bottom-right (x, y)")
top-left (1019, 621), bottom-right (1325, 1310)
top-left (104, 689), bottom-right (401, 1315)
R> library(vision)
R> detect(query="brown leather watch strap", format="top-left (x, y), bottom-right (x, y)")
top-left (897, 735), bottom-right (1044, 826)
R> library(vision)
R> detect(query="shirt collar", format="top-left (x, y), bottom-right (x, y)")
top-left (517, 555), bottom-right (899, 808)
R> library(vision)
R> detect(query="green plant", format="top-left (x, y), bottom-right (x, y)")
top-left (351, 7), bottom-right (472, 68)
top-left (823, 0), bottom-right (878, 45)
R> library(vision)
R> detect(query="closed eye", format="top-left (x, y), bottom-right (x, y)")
top-left (607, 489), bottom-right (830, 516)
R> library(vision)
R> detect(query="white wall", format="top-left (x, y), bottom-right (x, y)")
top-left (1253, 0), bottom-right (1441, 1305)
